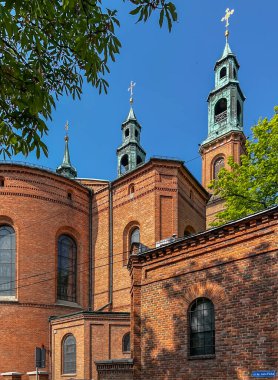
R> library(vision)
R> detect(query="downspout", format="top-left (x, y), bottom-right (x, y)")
top-left (108, 182), bottom-right (113, 308)
top-left (88, 188), bottom-right (93, 311)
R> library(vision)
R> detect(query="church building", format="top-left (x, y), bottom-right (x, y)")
top-left (0, 10), bottom-right (277, 380)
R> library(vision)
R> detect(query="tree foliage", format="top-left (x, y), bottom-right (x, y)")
top-left (209, 107), bottom-right (278, 226)
top-left (0, 0), bottom-right (177, 158)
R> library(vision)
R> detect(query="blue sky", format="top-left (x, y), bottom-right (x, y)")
top-left (11, 0), bottom-right (278, 182)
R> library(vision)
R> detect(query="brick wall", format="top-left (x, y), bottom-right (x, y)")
top-left (0, 164), bottom-right (90, 375)
top-left (129, 208), bottom-right (278, 380)
top-left (200, 131), bottom-right (246, 227)
top-left (50, 312), bottom-right (130, 380)
top-left (91, 159), bottom-right (208, 312)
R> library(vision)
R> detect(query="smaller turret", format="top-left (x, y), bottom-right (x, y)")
top-left (116, 82), bottom-right (146, 177)
top-left (56, 121), bottom-right (77, 179)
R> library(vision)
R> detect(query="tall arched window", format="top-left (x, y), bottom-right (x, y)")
top-left (189, 298), bottom-right (215, 356)
top-left (214, 98), bottom-right (227, 123)
top-left (62, 334), bottom-right (76, 374)
top-left (120, 154), bottom-right (129, 174)
top-left (219, 66), bottom-right (226, 79)
top-left (213, 157), bottom-right (224, 180)
top-left (57, 235), bottom-right (77, 302)
top-left (0, 225), bottom-right (16, 296)
top-left (122, 332), bottom-right (131, 353)
top-left (130, 227), bottom-right (140, 254)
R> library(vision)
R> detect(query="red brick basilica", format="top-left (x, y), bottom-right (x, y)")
top-left (0, 12), bottom-right (277, 380)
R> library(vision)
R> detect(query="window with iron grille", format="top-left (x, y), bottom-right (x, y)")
top-left (63, 334), bottom-right (76, 374)
top-left (0, 225), bottom-right (16, 296)
top-left (57, 235), bottom-right (77, 302)
top-left (189, 298), bottom-right (215, 356)
top-left (122, 332), bottom-right (130, 353)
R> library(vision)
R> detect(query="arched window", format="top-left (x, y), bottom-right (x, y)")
top-left (130, 227), bottom-right (140, 254)
top-left (237, 100), bottom-right (241, 124)
top-left (219, 67), bottom-right (226, 79)
top-left (136, 155), bottom-right (143, 166)
top-left (128, 184), bottom-right (135, 196)
top-left (57, 235), bottom-right (77, 302)
top-left (62, 335), bottom-right (76, 374)
top-left (233, 68), bottom-right (237, 79)
top-left (189, 298), bottom-right (215, 356)
top-left (0, 225), bottom-right (16, 296)
top-left (122, 332), bottom-right (130, 353)
top-left (125, 128), bottom-right (130, 138)
top-left (120, 154), bottom-right (129, 174)
top-left (214, 98), bottom-right (227, 123)
top-left (184, 226), bottom-right (195, 237)
top-left (213, 157), bottom-right (224, 180)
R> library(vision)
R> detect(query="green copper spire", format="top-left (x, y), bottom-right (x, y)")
top-left (56, 121), bottom-right (77, 179)
top-left (221, 39), bottom-right (233, 58)
top-left (117, 82), bottom-right (146, 177)
top-left (201, 9), bottom-right (245, 146)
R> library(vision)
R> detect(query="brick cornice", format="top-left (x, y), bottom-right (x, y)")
top-left (128, 207), bottom-right (278, 270)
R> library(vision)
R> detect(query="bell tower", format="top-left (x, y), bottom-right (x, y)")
top-left (200, 9), bottom-right (246, 225)
top-left (117, 82), bottom-right (146, 177)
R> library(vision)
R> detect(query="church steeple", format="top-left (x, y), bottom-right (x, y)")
top-left (202, 16), bottom-right (245, 146)
top-left (117, 82), bottom-right (146, 177)
top-left (200, 9), bottom-right (247, 226)
top-left (56, 121), bottom-right (77, 179)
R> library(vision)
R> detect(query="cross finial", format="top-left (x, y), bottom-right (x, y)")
top-left (128, 81), bottom-right (136, 105)
top-left (221, 8), bottom-right (234, 38)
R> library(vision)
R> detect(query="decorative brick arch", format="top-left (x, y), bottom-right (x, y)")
top-left (183, 281), bottom-right (227, 310)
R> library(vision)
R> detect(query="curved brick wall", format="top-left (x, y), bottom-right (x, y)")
top-left (0, 164), bottom-right (90, 374)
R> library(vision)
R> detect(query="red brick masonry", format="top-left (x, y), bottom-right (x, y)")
top-left (129, 207), bottom-right (278, 380)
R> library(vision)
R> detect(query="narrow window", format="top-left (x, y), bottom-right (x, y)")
top-left (233, 68), bottom-right (237, 79)
top-left (220, 67), bottom-right (226, 79)
top-left (136, 155), bottom-right (143, 165)
top-left (0, 177), bottom-right (4, 187)
top-left (57, 235), bottom-right (77, 302)
top-left (120, 154), bottom-right (129, 174)
top-left (214, 98), bottom-right (227, 123)
top-left (237, 100), bottom-right (241, 124)
top-left (184, 226), bottom-right (195, 237)
top-left (130, 227), bottom-right (140, 254)
top-left (128, 184), bottom-right (135, 196)
top-left (0, 225), bottom-right (16, 296)
top-left (122, 332), bottom-right (131, 353)
top-left (213, 157), bottom-right (224, 180)
top-left (63, 335), bottom-right (76, 374)
top-left (189, 298), bottom-right (215, 356)
top-left (125, 129), bottom-right (130, 138)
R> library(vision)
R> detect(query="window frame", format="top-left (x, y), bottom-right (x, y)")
top-left (188, 297), bottom-right (215, 358)
top-left (122, 332), bottom-right (131, 353)
top-left (0, 225), bottom-right (16, 298)
top-left (62, 334), bottom-right (77, 375)
top-left (213, 156), bottom-right (225, 180)
top-left (57, 234), bottom-right (77, 303)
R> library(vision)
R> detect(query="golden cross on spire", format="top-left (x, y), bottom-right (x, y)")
top-left (128, 81), bottom-right (136, 105)
top-left (221, 8), bottom-right (234, 37)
